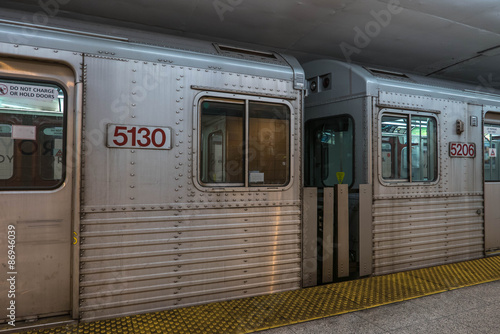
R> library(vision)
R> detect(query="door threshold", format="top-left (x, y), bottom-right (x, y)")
top-left (486, 250), bottom-right (500, 257)
top-left (0, 315), bottom-right (76, 334)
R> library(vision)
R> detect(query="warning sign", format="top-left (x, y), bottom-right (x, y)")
top-left (485, 127), bottom-right (500, 135)
top-left (336, 172), bottom-right (345, 184)
top-left (0, 82), bottom-right (58, 101)
top-left (0, 84), bottom-right (7, 95)
top-left (489, 148), bottom-right (497, 158)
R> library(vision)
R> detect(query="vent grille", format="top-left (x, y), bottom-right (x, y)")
top-left (214, 44), bottom-right (282, 64)
top-left (366, 68), bottom-right (414, 83)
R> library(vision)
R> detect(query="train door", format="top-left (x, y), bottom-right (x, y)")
top-left (0, 58), bottom-right (76, 323)
top-left (484, 112), bottom-right (500, 254)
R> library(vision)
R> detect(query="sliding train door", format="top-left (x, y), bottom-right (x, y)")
top-left (0, 58), bottom-right (76, 323)
top-left (484, 112), bottom-right (500, 254)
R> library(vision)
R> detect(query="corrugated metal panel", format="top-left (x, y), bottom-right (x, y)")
top-left (373, 194), bottom-right (484, 275)
top-left (79, 207), bottom-right (301, 320)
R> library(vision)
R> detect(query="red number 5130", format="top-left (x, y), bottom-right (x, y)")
top-left (107, 124), bottom-right (172, 150)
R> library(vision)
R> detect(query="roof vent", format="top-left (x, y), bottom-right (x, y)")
top-left (366, 68), bottom-right (414, 82)
top-left (214, 44), bottom-right (278, 61)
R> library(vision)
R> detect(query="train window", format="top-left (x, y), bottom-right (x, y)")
top-left (305, 115), bottom-right (354, 187)
top-left (200, 100), bottom-right (245, 185)
top-left (248, 102), bottom-right (290, 185)
top-left (484, 123), bottom-right (500, 182)
top-left (381, 113), bottom-right (437, 182)
top-left (200, 98), bottom-right (290, 187)
top-left (0, 80), bottom-right (65, 190)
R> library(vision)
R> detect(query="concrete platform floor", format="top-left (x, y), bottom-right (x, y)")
top-left (256, 280), bottom-right (500, 334)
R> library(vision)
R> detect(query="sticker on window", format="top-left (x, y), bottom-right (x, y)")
top-left (12, 125), bottom-right (36, 140)
top-left (0, 82), bottom-right (58, 101)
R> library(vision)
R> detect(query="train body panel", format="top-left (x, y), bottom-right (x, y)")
top-left (372, 94), bottom-right (485, 274)
top-left (79, 56), bottom-right (302, 320)
top-left (0, 20), bottom-right (304, 324)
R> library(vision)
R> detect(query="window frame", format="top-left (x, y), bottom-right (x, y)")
top-left (0, 78), bottom-right (67, 191)
top-left (193, 92), bottom-right (294, 191)
top-left (378, 108), bottom-right (439, 186)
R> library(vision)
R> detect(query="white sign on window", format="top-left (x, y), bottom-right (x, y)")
top-left (0, 82), bottom-right (58, 101)
top-left (249, 172), bottom-right (264, 183)
top-left (485, 127), bottom-right (500, 135)
top-left (12, 125), bottom-right (36, 140)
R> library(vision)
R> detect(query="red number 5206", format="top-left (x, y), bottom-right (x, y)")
top-left (449, 142), bottom-right (475, 158)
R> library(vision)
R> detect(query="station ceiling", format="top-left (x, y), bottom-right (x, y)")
top-left (1, 0), bottom-right (500, 89)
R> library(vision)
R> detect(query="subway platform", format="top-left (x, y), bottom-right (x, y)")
top-left (258, 277), bottom-right (500, 334)
top-left (3, 256), bottom-right (500, 334)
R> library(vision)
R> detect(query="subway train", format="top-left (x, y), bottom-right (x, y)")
top-left (0, 16), bottom-right (499, 327)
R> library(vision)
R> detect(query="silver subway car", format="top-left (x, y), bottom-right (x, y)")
top-left (303, 59), bottom-right (500, 284)
top-left (0, 18), bottom-right (305, 324)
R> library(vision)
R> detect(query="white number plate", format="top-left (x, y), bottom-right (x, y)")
top-left (107, 124), bottom-right (172, 150)
top-left (449, 142), bottom-right (476, 158)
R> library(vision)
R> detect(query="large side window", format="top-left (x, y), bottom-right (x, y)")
top-left (484, 123), bottom-right (500, 182)
top-left (305, 115), bottom-right (354, 187)
top-left (200, 98), bottom-right (290, 187)
top-left (0, 80), bottom-right (65, 189)
top-left (381, 112), bottom-right (437, 182)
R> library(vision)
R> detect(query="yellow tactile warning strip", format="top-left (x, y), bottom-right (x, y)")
top-left (8, 256), bottom-right (500, 334)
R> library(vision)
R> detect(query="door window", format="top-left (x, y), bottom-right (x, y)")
top-left (0, 80), bottom-right (65, 189)
top-left (484, 123), bottom-right (500, 182)
top-left (305, 115), bottom-right (354, 187)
